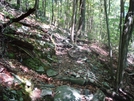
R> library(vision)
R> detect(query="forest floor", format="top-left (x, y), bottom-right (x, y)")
top-left (0, 2), bottom-right (134, 101)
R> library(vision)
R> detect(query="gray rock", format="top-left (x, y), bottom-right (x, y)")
top-left (54, 85), bottom-right (81, 101)
top-left (46, 69), bottom-right (58, 77)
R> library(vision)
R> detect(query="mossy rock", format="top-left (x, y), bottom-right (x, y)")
top-left (22, 58), bottom-right (49, 73)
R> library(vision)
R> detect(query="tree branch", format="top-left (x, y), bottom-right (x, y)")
top-left (3, 8), bottom-right (35, 28)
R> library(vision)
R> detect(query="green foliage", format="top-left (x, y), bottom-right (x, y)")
top-left (2, 0), bottom-right (128, 50)
top-left (11, 4), bottom-right (20, 9)
top-left (39, 16), bottom-right (49, 24)
top-left (7, 52), bottom-right (15, 59)
top-left (3, 11), bottom-right (13, 18)
top-left (13, 23), bottom-right (22, 28)
top-left (35, 48), bottom-right (57, 63)
top-left (6, 0), bottom-right (121, 49)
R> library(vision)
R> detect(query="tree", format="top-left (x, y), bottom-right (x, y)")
top-left (51, 0), bottom-right (54, 23)
top-left (77, 0), bottom-right (85, 39)
top-left (71, 0), bottom-right (78, 44)
top-left (42, 0), bottom-right (46, 17)
top-left (34, 0), bottom-right (40, 17)
top-left (116, 0), bottom-right (134, 90)
top-left (104, 0), bottom-right (113, 78)
top-left (17, 0), bottom-right (20, 9)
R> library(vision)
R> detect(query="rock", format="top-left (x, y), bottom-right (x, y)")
top-left (54, 85), bottom-right (81, 101)
top-left (91, 90), bottom-right (105, 101)
top-left (41, 88), bottom-right (53, 97)
top-left (40, 86), bottom-right (54, 101)
top-left (46, 69), bottom-right (58, 77)
top-left (36, 66), bottom-right (45, 73)
top-left (68, 78), bottom-right (86, 85)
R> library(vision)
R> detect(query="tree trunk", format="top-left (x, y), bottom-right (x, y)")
top-left (17, 0), bottom-right (20, 9)
top-left (51, 0), bottom-right (54, 23)
top-left (104, 0), bottom-right (113, 78)
top-left (71, 0), bottom-right (77, 44)
top-left (76, 0), bottom-right (85, 39)
top-left (42, 0), bottom-right (46, 17)
top-left (116, 0), bottom-right (134, 90)
top-left (34, 0), bottom-right (39, 17)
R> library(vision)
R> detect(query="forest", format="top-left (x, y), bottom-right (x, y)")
top-left (0, 0), bottom-right (134, 101)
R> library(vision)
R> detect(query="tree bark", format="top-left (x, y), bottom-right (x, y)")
top-left (42, 0), bottom-right (46, 17)
top-left (104, 0), bottom-right (113, 78)
top-left (76, 0), bottom-right (85, 39)
top-left (116, 0), bottom-right (134, 90)
top-left (34, 0), bottom-right (39, 17)
top-left (17, 0), bottom-right (20, 9)
top-left (51, 0), bottom-right (54, 23)
top-left (71, 0), bottom-right (77, 44)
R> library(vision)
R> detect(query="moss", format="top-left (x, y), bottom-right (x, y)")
top-left (7, 52), bottom-right (15, 59)
top-left (22, 58), bottom-right (49, 73)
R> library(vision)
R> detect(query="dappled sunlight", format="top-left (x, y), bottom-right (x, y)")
top-left (8, 61), bottom-right (16, 68)
top-left (0, 0), bottom-right (134, 100)
top-left (0, 12), bottom-right (5, 21)
top-left (30, 88), bottom-right (42, 101)
top-left (90, 44), bottom-right (108, 56)
top-left (76, 60), bottom-right (85, 64)
top-left (0, 63), bottom-right (43, 101)
top-left (0, 72), bottom-right (14, 87)
top-left (56, 50), bottom-right (67, 55)
top-left (20, 65), bottom-right (29, 72)
top-left (42, 23), bottom-right (50, 29)
top-left (72, 90), bottom-right (82, 100)
top-left (77, 45), bottom-right (91, 53)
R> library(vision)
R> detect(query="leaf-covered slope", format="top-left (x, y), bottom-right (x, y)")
top-left (0, 2), bottom-right (134, 101)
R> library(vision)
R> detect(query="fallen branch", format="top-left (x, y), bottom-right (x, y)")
top-left (0, 8), bottom-right (35, 33)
